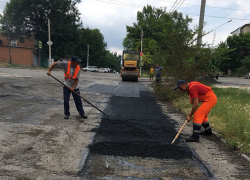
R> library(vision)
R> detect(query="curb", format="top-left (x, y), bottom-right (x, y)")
top-left (212, 132), bottom-right (250, 166)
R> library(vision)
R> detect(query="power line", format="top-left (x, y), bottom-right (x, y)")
top-left (171, 0), bottom-right (182, 12)
top-left (160, 0), bottom-right (250, 12)
top-left (176, 0), bottom-right (185, 11)
top-left (95, 0), bottom-right (142, 8)
top-left (183, 12), bottom-right (249, 21)
top-left (96, 0), bottom-right (250, 21)
top-left (169, 0), bottom-right (177, 12)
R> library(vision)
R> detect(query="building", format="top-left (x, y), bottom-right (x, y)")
top-left (230, 24), bottom-right (250, 35)
top-left (0, 34), bottom-right (41, 66)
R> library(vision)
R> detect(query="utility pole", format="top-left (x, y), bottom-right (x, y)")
top-left (48, 18), bottom-right (52, 66)
top-left (5, 17), bottom-right (12, 64)
top-left (140, 28), bottom-right (143, 76)
top-left (197, 0), bottom-right (206, 45)
top-left (87, 44), bottom-right (89, 67)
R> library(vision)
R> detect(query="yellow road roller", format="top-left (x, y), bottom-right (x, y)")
top-left (120, 50), bottom-right (140, 82)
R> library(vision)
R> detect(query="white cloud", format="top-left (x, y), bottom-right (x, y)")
top-left (108, 46), bottom-right (123, 55)
top-left (1, 0), bottom-right (250, 53)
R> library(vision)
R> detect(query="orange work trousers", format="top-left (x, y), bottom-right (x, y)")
top-left (193, 90), bottom-right (217, 124)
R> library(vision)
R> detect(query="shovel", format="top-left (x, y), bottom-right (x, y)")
top-left (171, 120), bottom-right (188, 144)
top-left (49, 74), bottom-right (108, 116)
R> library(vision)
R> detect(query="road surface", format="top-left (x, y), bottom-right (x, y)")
top-left (216, 76), bottom-right (250, 88)
top-left (0, 68), bottom-right (249, 179)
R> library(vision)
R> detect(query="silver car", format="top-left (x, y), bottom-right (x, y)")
top-left (98, 68), bottom-right (109, 73)
top-left (82, 66), bottom-right (99, 72)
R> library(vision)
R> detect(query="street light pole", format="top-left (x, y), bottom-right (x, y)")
top-left (210, 20), bottom-right (232, 68)
top-left (140, 28), bottom-right (143, 76)
top-left (212, 20), bottom-right (232, 47)
top-left (87, 44), bottom-right (89, 67)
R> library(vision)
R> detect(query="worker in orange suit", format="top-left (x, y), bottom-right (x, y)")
top-left (174, 80), bottom-right (217, 142)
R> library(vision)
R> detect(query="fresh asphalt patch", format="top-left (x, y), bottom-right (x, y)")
top-left (80, 82), bottom-right (215, 179)
top-left (89, 92), bottom-right (192, 159)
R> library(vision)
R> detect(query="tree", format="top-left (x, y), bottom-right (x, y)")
top-left (75, 27), bottom-right (107, 67)
top-left (104, 51), bottom-right (121, 71)
top-left (123, 5), bottom-right (209, 78)
top-left (0, 0), bottom-right (81, 60)
top-left (212, 32), bottom-right (250, 75)
top-left (212, 42), bottom-right (233, 72)
top-left (123, 5), bottom-right (213, 100)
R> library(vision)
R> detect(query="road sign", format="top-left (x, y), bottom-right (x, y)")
top-left (140, 52), bottom-right (143, 56)
top-left (39, 41), bottom-right (42, 49)
top-left (47, 41), bottom-right (53, 45)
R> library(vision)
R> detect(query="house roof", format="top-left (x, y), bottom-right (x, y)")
top-left (230, 23), bottom-right (250, 34)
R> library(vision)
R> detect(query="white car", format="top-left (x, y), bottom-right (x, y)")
top-left (82, 66), bottom-right (98, 72)
top-left (98, 68), bottom-right (109, 73)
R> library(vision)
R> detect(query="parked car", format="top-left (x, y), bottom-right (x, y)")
top-left (98, 68), bottom-right (109, 73)
top-left (244, 73), bottom-right (250, 79)
top-left (82, 66), bottom-right (98, 72)
top-left (107, 68), bottom-right (113, 73)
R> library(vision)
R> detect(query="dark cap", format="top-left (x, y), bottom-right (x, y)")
top-left (174, 80), bottom-right (186, 90)
top-left (71, 56), bottom-right (82, 62)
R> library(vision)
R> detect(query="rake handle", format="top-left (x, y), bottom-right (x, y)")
top-left (49, 74), bottom-right (108, 116)
top-left (172, 120), bottom-right (188, 144)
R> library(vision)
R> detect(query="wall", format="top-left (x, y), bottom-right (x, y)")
top-left (0, 35), bottom-right (36, 66)
top-left (0, 35), bottom-right (35, 48)
top-left (242, 25), bottom-right (250, 34)
top-left (0, 46), bottom-right (34, 66)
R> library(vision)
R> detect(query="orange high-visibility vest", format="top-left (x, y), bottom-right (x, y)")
top-left (64, 61), bottom-right (80, 80)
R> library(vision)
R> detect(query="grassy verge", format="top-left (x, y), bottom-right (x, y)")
top-left (172, 87), bottom-right (250, 153)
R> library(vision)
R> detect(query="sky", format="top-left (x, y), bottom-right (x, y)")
top-left (1, 0), bottom-right (250, 56)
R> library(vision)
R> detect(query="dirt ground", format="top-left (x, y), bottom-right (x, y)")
top-left (0, 67), bottom-right (249, 179)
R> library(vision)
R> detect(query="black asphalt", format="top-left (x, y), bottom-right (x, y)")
top-left (80, 82), bottom-right (214, 179)
top-left (89, 91), bottom-right (192, 159)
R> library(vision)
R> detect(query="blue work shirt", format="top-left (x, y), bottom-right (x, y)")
top-left (155, 67), bottom-right (163, 77)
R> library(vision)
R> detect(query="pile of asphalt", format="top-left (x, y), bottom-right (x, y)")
top-left (89, 91), bottom-right (193, 159)
top-left (197, 75), bottom-right (218, 84)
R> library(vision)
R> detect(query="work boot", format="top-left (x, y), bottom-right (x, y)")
top-left (81, 114), bottom-right (88, 119)
top-left (64, 115), bottom-right (69, 119)
top-left (185, 136), bottom-right (200, 142)
top-left (200, 130), bottom-right (212, 136)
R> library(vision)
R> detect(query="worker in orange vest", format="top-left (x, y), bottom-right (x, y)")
top-left (174, 80), bottom-right (217, 142)
top-left (47, 56), bottom-right (87, 120)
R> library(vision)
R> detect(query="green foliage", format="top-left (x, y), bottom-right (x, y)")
top-left (235, 56), bottom-right (250, 76)
top-left (213, 32), bottom-right (250, 74)
top-left (75, 28), bottom-right (107, 67)
top-left (0, 0), bottom-right (81, 60)
top-left (0, 0), bottom-right (120, 69)
top-left (123, 5), bottom-right (214, 100)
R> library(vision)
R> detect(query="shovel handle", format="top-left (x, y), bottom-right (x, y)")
top-left (172, 120), bottom-right (188, 144)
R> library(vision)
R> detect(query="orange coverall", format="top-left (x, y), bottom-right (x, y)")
top-left (189, 82), bottom-right (217, 124)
